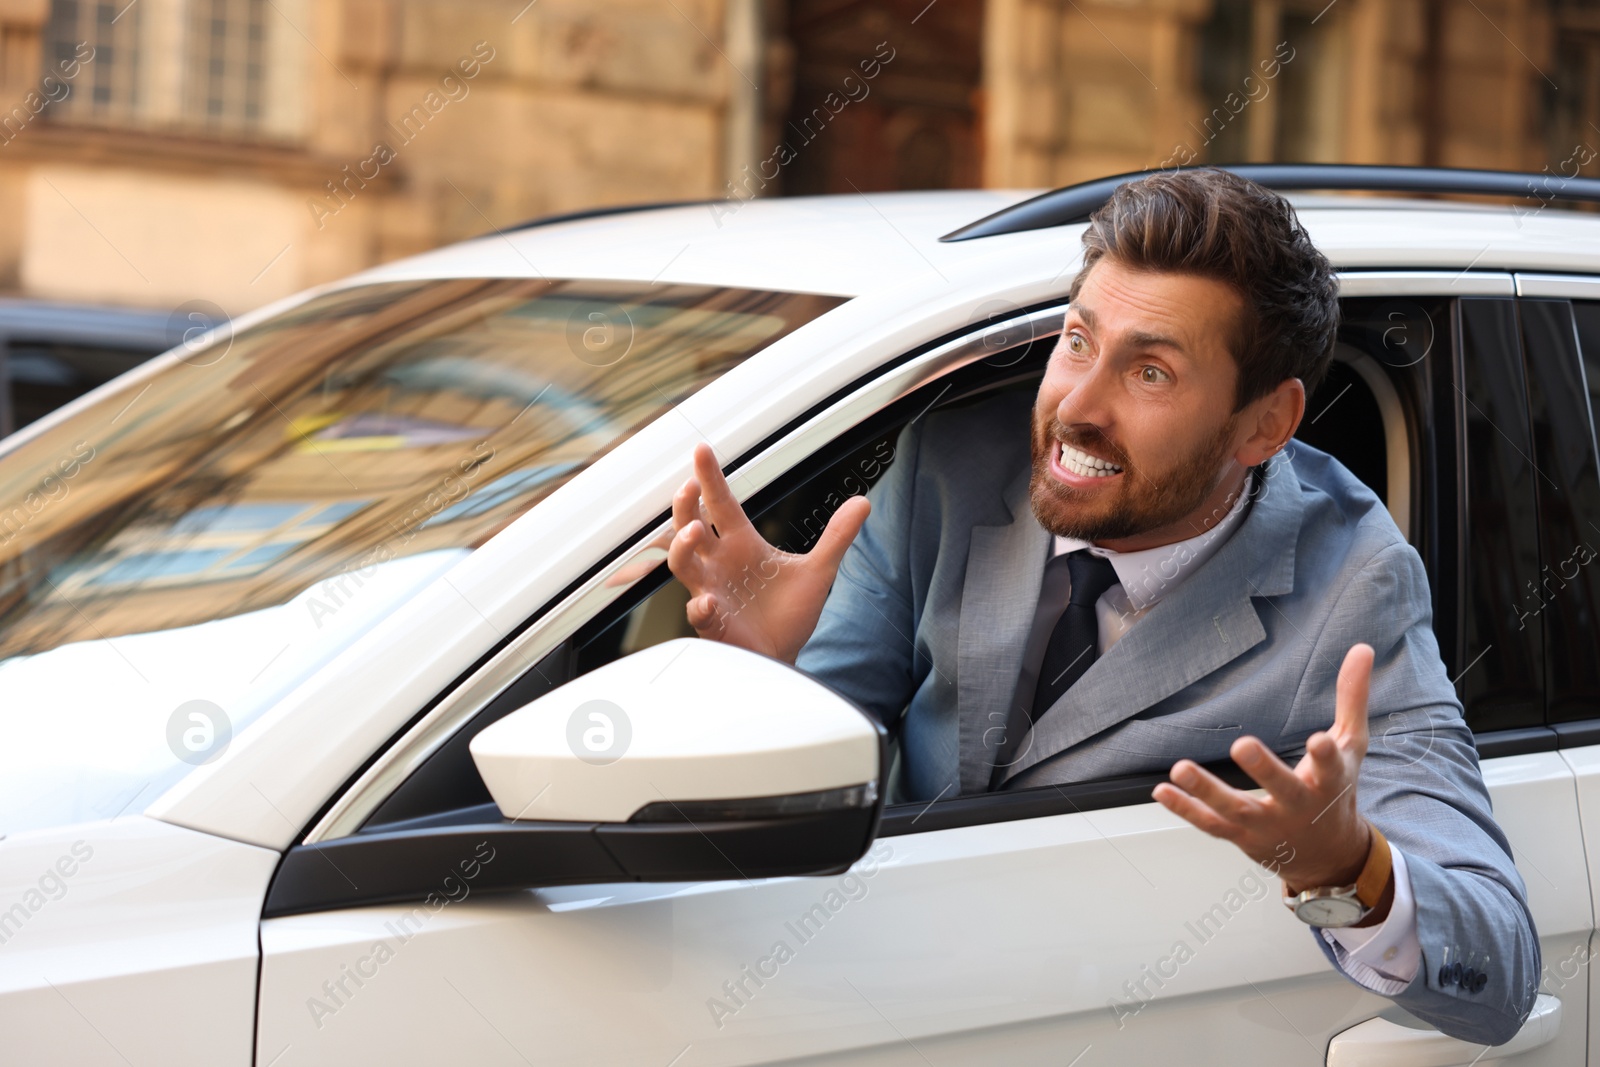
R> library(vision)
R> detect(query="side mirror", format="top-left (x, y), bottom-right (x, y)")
top-left (263, 639), bottom-right (886, 917)
top-left (468, 638), bottom-right (885, 879)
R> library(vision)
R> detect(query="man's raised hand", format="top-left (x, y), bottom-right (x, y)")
top-left (1152, 643), bottom-right (1379, 897)
top-left (667, 442), bottom-right (871, 664)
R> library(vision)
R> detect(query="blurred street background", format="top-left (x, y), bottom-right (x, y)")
top-left (0, 0), bottom-right (1594, 433)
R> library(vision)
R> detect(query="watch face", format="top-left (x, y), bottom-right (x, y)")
top-left (1295, 895), bottom-right (1365, 927)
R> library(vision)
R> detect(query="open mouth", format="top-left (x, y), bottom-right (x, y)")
top-left (1057, 440), bottom-right (1124, 479)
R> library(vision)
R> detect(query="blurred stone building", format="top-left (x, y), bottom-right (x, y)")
top-left (0, 0), bottom-right (1592, 320)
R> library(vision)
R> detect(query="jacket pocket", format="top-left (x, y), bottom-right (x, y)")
top-left (1099, 716), bottom-right (1245, 761)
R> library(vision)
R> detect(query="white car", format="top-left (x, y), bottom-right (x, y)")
top-left (2, 166), bottom-right (1598, 1066)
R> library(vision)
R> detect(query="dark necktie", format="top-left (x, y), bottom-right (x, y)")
top-left (1031, 549), bottom-right (1120, 721)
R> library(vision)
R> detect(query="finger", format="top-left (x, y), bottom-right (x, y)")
top-left (666, 519), bottom-right (707, 586)
top-left (685, 592), bottom-right (726, 637)
top-left (672, 473), bottom-right (703, 533)
top-left (1333, 643), bottom-right (1374, 752)
top-left (691, 442), bottom-right (749, 536)
top-left (808, 496), bottom-right (871, 571)
top-left (1169, 759), bottom-right (1256, 821)
top-left (1152, 783), bottom-right (1244, 842)
top-left (1303, 730), bottom-right (1347, 792)
top-left (1231, 735), bottom-right (1310, 807)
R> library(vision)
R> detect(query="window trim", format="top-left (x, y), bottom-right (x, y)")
top-left (1515, 273), bottom-right (1600, 300)
top-left (1337, 271), bottom-right (1513, 298)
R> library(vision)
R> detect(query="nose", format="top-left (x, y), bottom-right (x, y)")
top-left (1055, 348), bottom-right (1116, 431)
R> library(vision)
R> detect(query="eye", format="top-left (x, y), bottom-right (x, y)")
top-left (1066, 333), bottom-right (1088, 355)
top-left (1139, 365), bottom-right (1171, 384)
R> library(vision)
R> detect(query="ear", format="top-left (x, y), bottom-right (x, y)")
top-left (1233, 377), bottom-right (1305, 467)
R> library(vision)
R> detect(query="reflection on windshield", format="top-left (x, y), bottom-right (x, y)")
top-left (0, 549), bottom-right (468, 835)
top-left (0, 278), bottom-right (845, 834)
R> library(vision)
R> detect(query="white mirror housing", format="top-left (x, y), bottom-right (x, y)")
top-left (469, 638), bottom-right (883, 823)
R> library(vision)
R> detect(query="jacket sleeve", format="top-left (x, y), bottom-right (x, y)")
top-left (792, 414), bottom-right (926, 730)
top-left (1299, 539), bottom-right (1540, 1045)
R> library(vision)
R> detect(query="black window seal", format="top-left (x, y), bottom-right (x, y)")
top-left (877, 723), bottom-right (1594, 837)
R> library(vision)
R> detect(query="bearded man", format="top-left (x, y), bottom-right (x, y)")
top-left (666, 168), bottom-right (1539, 1047)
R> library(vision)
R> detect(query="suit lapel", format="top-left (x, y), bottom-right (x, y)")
top-left (957, 460), bottom-right (1052, 794)
top-left (998, 453), bottom-right (1303, 786)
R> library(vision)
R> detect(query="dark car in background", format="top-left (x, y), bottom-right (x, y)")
top-left (0, 298), bottom-right (169, 438)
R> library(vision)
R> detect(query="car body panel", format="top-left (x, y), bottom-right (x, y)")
top-left (1559, 745), bottom-right (1600, 1064)
top-left (254, 754), bottom-right (1587, 1065)
top-left (0, 816), bottom-right (277, 1066)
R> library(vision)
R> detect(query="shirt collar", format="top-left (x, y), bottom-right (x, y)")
top-left (1052, 468), bottom-right (1257, 612)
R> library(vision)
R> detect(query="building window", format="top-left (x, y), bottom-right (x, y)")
top-left (42, 0), bottom-right (305, 140)
top-left (186, 0), bottom-right (268, 131)
top-left (1196, 0), bottom-right (1346, 164)
top-left (45, 0), bottom-right (144, 125)
top-left (1547, 4), bottom-right (1600, 178)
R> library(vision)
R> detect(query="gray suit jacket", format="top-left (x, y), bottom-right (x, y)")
top-left (794, 385), bottom-right (1539, 1044)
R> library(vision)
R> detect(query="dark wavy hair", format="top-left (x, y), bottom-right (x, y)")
top-left (1067, 168), bottom-right (1340, 410)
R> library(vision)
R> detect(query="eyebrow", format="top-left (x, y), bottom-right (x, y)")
top-left (1069, 302), bottom-right (1190, 356)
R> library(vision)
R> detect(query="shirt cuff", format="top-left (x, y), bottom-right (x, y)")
top-left (1319, 844), bottom-right (1420, 996)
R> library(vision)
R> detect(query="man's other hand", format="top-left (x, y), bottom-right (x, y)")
top-left (667, 442), bottom-right (871, 665)
top-left (1152, 644), bottom-right (1386, 916)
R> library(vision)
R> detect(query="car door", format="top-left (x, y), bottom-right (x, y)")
top-left (1516, 275), bottom-right (1600, 1067)
top-left (253, 280), bottom-right (1588, 1067)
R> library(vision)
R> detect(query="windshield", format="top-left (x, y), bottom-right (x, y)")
top-left (0, 278), bottom-right (845, 836)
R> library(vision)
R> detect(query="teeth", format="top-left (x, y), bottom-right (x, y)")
top-left (1059, 442), bottom-right (1122, 478)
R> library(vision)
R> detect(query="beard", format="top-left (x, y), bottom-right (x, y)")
top-left (1027, 409), bottom-right (1240, 542)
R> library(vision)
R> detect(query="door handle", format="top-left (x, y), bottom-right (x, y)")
top-left (1326, 994), bottom-right (1560, 1067)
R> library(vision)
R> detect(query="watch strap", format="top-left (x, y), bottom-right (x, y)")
top-left (1354, 822), bottom-right (1391, 909)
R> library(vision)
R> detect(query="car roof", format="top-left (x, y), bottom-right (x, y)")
top-left (344, 188), bottom-right (1600, 299)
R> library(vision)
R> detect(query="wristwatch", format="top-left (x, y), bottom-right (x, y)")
top-left (1282, 822), bottom-right (1391, 928)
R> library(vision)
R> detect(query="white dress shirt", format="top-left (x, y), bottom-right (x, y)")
top-left (1047, 473), bottom-right (1421, 989)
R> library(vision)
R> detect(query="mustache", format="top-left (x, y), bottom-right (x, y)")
top-left (1048, 420), bottom-right (1132, 470)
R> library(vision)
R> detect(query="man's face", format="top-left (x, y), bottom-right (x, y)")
top-left (1030, 256), bottom-right (1253, 548)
